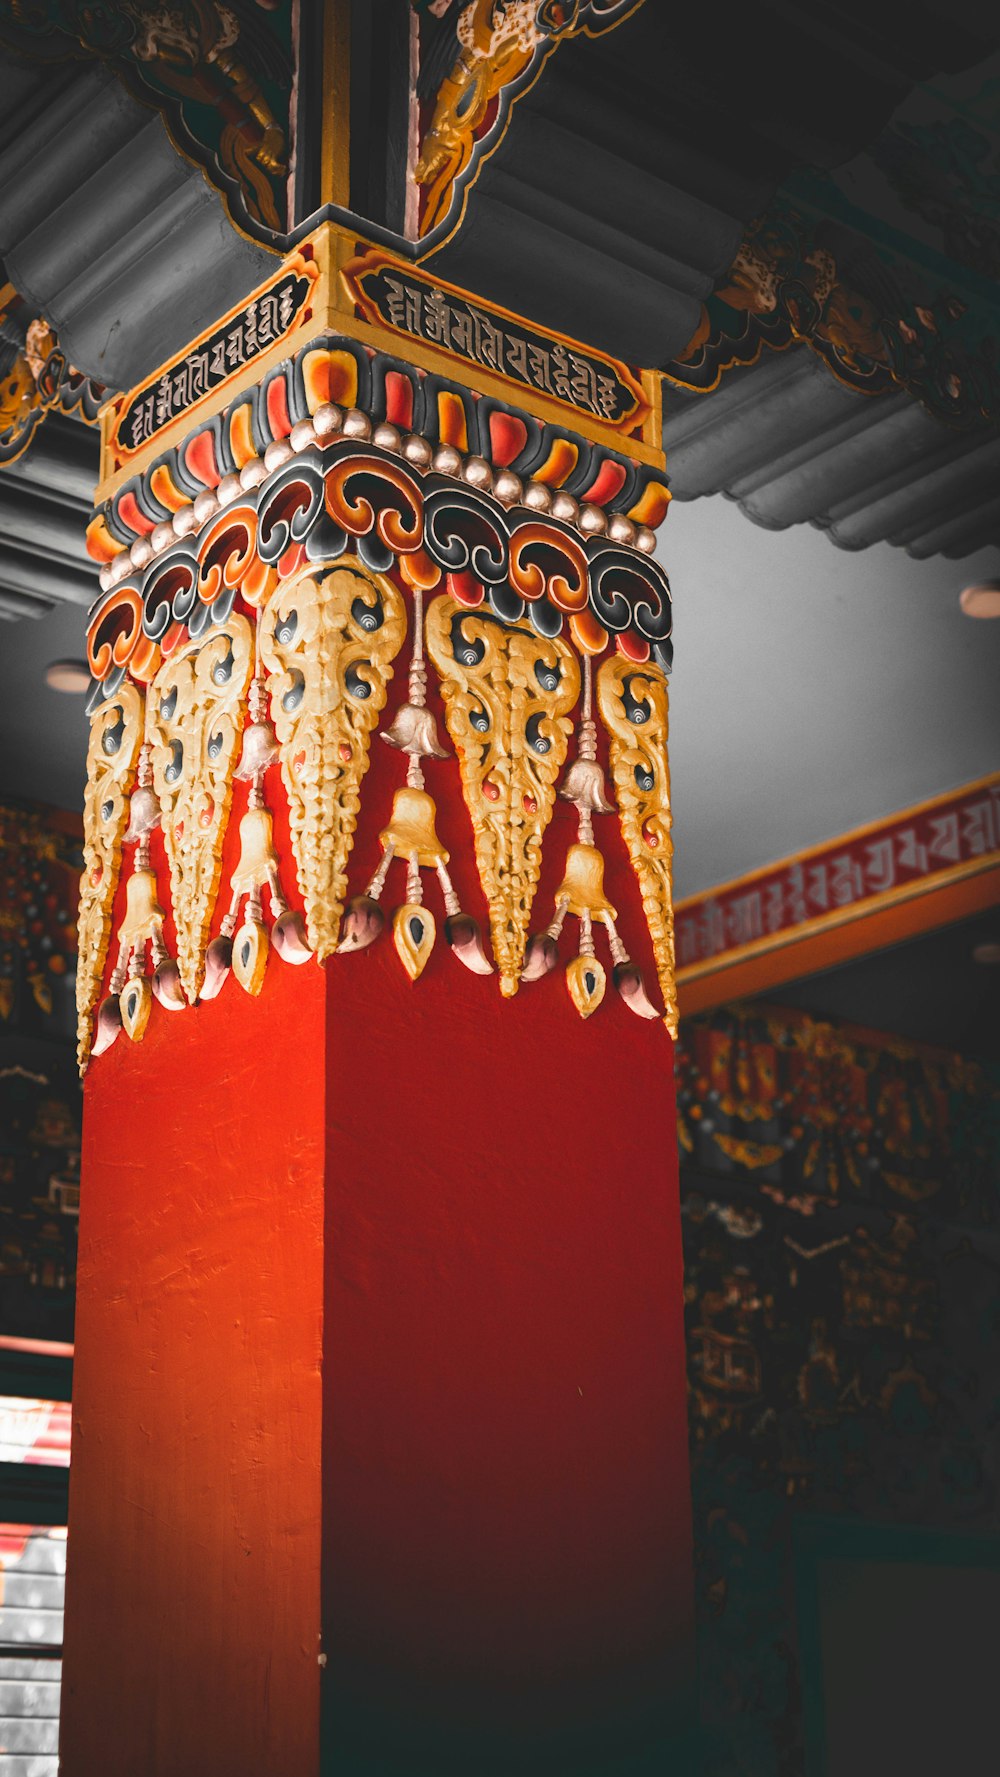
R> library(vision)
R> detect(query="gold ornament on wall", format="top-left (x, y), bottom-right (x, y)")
top-left (76, 684), bottom-right (144, 1071)
top-left (146, 618), bottom-right (254, 1005)
top-left (597, 656), bottom-right (678, 1037)
top-left (259, 560), bottom-right (407, 961)
top-left (426, 597), bottom-right (580, 996)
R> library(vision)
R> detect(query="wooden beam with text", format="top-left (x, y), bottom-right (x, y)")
top-left (676, 776), bottom-right (1000, 1016)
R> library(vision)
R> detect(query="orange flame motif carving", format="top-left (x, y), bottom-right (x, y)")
top-left (324, 456), bottom-right (424, 555)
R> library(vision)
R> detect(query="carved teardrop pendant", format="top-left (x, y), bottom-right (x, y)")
top-left (393, 902), bottom-right (436, 981)
top-left (120, 976), bottom-right (152, 1043)
top-left (566, 953), bottom-right (606, 1020)
top-left (232, 917), bottom-right (270, 996)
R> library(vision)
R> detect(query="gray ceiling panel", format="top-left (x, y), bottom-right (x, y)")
top-left (0, 61), bottom-right (274, 391)
top-left (664, 350), bottom-right (999, 562)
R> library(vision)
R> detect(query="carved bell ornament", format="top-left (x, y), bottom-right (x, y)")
top-left (379, 786), bottom-right (448, 868)
top-left (559, 758), bottom-right (614, 815)
top-left (554, 845), bottom-right (616, 921)
top-left (381, 703), bottom-right (448, 760)
top-left (202, 684), bottom-right (312, 1004)
top-left (123, 786), bottom-right (161, 845)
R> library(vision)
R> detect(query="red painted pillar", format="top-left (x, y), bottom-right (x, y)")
top-left (61, 962), bottom-right (327, 1777)
top-left (61, 743), bottom-right (693, 1776)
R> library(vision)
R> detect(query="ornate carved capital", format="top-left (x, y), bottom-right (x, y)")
top-left (77, 301), bottom-right (678, 1064)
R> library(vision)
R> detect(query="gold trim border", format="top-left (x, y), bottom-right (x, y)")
top-left (338, 238), bottom-right (662, 461)
top-left (97, 235), bottom-right (331, 498)
top-left (96, 222), bottom-right (667, 499)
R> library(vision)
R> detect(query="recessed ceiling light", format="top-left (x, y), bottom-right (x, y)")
top-left (972, 942), bottom-right (1000, 966)
top-left (959, 578), bottom-right (1000, 618)
top-left (44, 660), bottom-right (90, 694)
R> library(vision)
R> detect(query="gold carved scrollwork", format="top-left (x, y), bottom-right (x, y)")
top-left (76, 685), bottom-right (144, 1072)
top-left (597, 656), bottom-right (678, 1037)
top-left (147, 619), bottom-right (254, 1005)
top-left (426, 596), bottom-right (579, 995)
top-left (259, 560), bottom-right (407, 960)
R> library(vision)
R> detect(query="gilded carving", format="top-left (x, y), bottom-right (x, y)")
top-left (413, 2), bottom-right (641, 243)
top-left (597, 655), bottom-right (678, 1036)
top-left (76, 684), bottom-right (144, 1071)
top-left (426, 596), bottom-right (579, 995)
top-left (146, 618), bottom-right (254, 1005)
top-left (259, 560), bottom-right (407, 960)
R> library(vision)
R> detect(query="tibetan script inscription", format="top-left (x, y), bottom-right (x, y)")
top-left (675, 778), bottom-right (1000, 974)
top-left (346, 253), bottom-right (648, 432)
top-left (114, 272), bottom-right (312, 456)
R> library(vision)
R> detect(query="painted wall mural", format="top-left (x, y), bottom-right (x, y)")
top-left (678, 1002), bottom-right (1000, 1774)
top-left (0, 803), bottom-right (81, 1040)
top-left (0, 1059), bottom-right (79, 1343)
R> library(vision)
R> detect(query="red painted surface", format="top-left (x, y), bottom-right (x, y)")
top-left (65, 673), bottom-right (693, 1774)
top-left (61, 958), bottom-right (326, 1777)
top-left (321, 722), bottom-right (694, 1772)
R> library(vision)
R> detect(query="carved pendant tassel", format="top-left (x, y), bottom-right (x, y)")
top-left (523, 652), bottom-right (660, 1021)
top-left (92, 744), bottom-right (181, 1050)
top-left (203, 651), bottom-right (310, 1002)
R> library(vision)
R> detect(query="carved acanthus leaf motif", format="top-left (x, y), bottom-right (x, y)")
top-left (597, 656), bottom-right (678, 1037)
top-left (147, 619), bottom-right (254, 1005)
top-left (259, 559), bottom-right (407, 960)
top-left (76, 685), bottom-right (144, 1072)
top-left (426, 597), bottom-right (579, 995)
